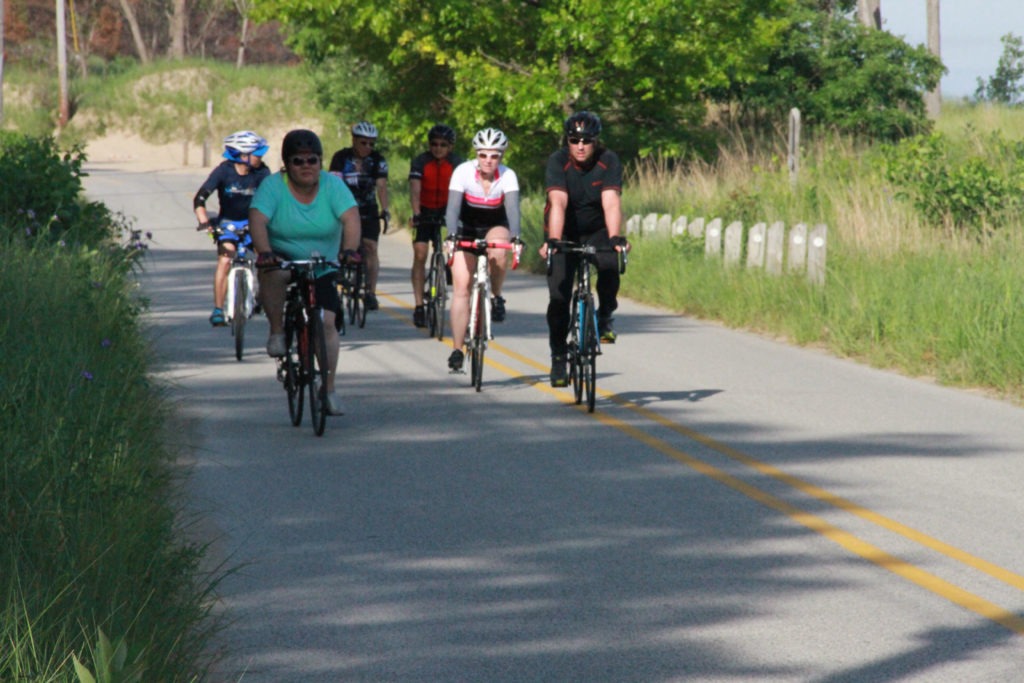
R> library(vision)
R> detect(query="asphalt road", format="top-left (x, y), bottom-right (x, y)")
top-left (84, 164), bottom-right (1024, 681)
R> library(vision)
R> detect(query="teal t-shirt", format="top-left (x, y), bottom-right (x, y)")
top-left (251, 170), bottom-right (357, 262)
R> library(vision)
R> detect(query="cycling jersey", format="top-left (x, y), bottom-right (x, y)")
top-left (409, 151), bottom-right (464, 210)
top-left (544, 147), bottom-right (622, 238)
top-left (194, 161), bottom-right (270, 222)
top-left (445, 160), bottom-right (521, 237)
top-left (328, 148), bottom-right (388, 214)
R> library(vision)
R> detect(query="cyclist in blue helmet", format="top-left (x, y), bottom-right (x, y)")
top-left (194, 130), bottom-right (271, 326)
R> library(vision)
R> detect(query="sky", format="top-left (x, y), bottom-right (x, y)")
top-left (881, 2), bottom-right (1024, 98)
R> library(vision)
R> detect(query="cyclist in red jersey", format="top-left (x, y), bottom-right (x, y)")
top-left (408, 124), bottom-right (464, 327)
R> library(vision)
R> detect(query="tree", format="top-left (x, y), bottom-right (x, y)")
top-left (233, 0), bottom-right (252, 67)
top-left (255, 0), bottom-right (793, 176)
top-left (975, 33), bottom-right (1024, 105)
top-left (117, 0), bottom-right (149, 63)
top-left (169, 0), bottom-right (186, 59)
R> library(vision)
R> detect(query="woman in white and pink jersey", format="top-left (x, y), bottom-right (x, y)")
top-left (443, 127), bottom-right (522, 372)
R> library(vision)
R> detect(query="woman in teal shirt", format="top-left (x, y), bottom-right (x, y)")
top-left (250, 129), bottom-right (361, 416)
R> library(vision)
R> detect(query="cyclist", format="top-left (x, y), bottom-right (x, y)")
top-left (249, 129), bottom-right (362, 416)
top-left (408, 123), bottom-right (464, 327)
top-left (540, 111), bottom-right (629, 387)
top-left (443, 127), bottom-right (521, 372)
top-left (193, 130), bottom-right (271, 326)
top-left (328, 121), bottom-right (389, 311)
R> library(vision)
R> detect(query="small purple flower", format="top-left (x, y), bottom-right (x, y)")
top-left (26, 209), bottom-right (36, 220)
top-left (81, 371), bottom-right (94, 380)
top-left (91, 281), bottom-right (102, 288)
top-left (58, 240), bottom-right (66, 247)
top-left (145, 231), bottom-right (153, 239)
top-left (25, 227), bottom-right (32, 236)
top-left (101, 339), bottom-right (111, 347)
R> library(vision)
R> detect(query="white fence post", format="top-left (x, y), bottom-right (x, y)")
top-left (807, 224), bottom-right (827, 286)
top-left (723, 221), bottom-right (743, 267)
top-left (746, 222), bottom-right (767, 269)
top-left (655, 214), bottom-right (672, 237)
top-left (671, 215), bottom-right (688, 237)
top-left (626, 214), bottom-right (641, 237)
top-left (641, 213), bottom-right (658, 236)
top-left (787, 223), bottom-right (807, 274)
top-left (705, 218), bottom-right (722, 257)
top-left (688, 217), bottom-right (705, 239)
top-left (766, 221), bottom-right (784, 275)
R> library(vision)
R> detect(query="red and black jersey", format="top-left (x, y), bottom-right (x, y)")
top-left (408, 151), bottom-right (464, 210)
top-left (544, 147), bottom-right (623, 238)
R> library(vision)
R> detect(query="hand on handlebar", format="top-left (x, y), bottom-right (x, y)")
top-left (342, 249), bottom-right (363, 264)
top-left (256, 251), bottom-right (281, 270)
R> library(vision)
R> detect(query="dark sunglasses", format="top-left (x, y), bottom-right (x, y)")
top-left (429, 140), bottom-right (451, 148)
top-left (289, 155), bottom-right (321, 166)
top-left (568, 137), bottom-right (595, 145)
top-left (356, 138), bottom-right (376, 147)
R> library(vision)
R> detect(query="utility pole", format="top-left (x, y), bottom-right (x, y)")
top-left (857, 0), bottom-right (881, 29)
top-left (926, 0), bottom-right (941, 117)
top-left (1, 0), bottom-right (6, 127)
top-left (56, 0), bottom-right (70, 128)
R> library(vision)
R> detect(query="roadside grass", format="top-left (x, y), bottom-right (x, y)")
top-left (1, 137), bottom-right (219, 680)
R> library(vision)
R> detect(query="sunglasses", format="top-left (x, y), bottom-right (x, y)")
top-left (477, 152), bottom-right (501, 160)
top-left (289, 155), bottom-right (321, 166)
top-left (429, 140), bottom-right (451, 148)
top-left (568, 137), bottom-right (595, 145)
top-left (356, 138), bottom-right (376, 147)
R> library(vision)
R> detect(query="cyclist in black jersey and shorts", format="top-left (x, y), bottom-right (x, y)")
top-left (328, 121), bottom-right (389, 310)
top-left (540, 111), bottom-right (629, 387)
top-left (193, 130), bottom-right (270, 326)
top-left (408, 124), bottom-right (464, 327)
top-left (443, 127), bottom-right (521, 372)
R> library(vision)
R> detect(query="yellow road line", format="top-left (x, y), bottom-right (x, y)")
top-left (377, 293), bottom-right (1024, 631)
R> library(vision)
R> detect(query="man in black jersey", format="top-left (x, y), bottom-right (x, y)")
top-left (540, 111), bottom-right (629, 387)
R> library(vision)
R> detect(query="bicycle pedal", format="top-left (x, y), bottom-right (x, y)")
top-left (449, 368), bottom-right (466, 375)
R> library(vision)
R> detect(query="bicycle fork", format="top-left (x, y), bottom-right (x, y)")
top-left (225, 264), bottom-right (257, 320)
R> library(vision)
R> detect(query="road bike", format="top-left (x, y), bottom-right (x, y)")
top-left (548, 240), bottom-right (627, 412)
top-left (449, 237), bottom-right (522, 392)
top-left (275, 255), bottom-right (340, 436)
top-left (201, 218), bottom-right (258, 361)
top-left (421, 216), bottom-right (449, 341)
top-left (337, 252), bottom-right (366, 330)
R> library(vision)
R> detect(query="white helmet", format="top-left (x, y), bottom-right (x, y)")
top-left (351, 121), bottom-right (379, 138)
top-left (222, 130), bottom-right (263, 160)
top-left (472, 127), bottom-right (508, 152)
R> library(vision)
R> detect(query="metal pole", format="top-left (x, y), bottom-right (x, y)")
top-left (56, 0), bottom-right (70, 128)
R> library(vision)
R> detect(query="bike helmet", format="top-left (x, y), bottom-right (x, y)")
top-left (564, 111), bottom-right (602, 138)
top-left (222, 130), bottom-right (263, 162)
top-left (471, 127), bottom-right (508, 152)
top-left (247, 131), bottom-right (270, 157)
top-left (281, 129), bottom-right (323, 160)
top-left (351, 121), bottom-right (379, 138)
top-left (427, 123), bottom-right (456, 144)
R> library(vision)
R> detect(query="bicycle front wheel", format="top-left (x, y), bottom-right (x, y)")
top-left (284, 312), bottom-right (304, 425)
top-left (431, 254), bottom-right (447, 340)
top-left (471, 290), bottom-right (486, 391)
top-left (583, 294), bottom-right (598, 412)
top-left (232, 269), bottom-right (247, 361)
top-left (308, 312), bottom-right (329, 436)
top-left (569, 294), bottom-right (584, 404)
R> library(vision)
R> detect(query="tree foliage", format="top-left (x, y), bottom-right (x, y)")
top-left (975, 33), bottom-right (1024, 105)
top-left (254, 0), bottom-right (793, 178)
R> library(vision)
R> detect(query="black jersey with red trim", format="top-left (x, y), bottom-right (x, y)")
top-left (328, 148), bottom-right (388, 212)
top-left (408, 151), bottom-right (464, 210)
top-left (544, 147), bottom-right (623, 237)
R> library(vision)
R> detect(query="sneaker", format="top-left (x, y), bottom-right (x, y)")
top-left (326, 392), bottom-right (345, 416)
top-left (448, 348), bottom-right (465, 372)
top-left (365, 292), bottom-right (379, 310)
top-left (491, 295), bottom-right (506, 322)
top-left (550, 355), bottom-right (569, 387)
top-left (266, 333), bottom-right (286, 357)
top-left (598, 316), bottom-right (616, 344)
top-left (209, 307), bottom-right (226, 326)
top-left (413, 305), bottom-right (426, 328)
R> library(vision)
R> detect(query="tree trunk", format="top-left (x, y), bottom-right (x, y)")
top-left (1, 0), bottom-right (5, 127)
top-left (857, 0), bottom-right (881, 29)
top-left (236, 14), bottom-right (248, 68)
top-left (925, 0), bottom-right (941, 116)
top-left (118, 0), bottom-right (150, 64)
top-left (169, 0), bottom-right (186, 59)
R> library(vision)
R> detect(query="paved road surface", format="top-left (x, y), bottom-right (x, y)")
top-left (85, 164), bottom-right (1024, 681)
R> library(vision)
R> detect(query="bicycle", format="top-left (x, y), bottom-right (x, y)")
top-left (336, 251), bottom-right (366, 329)
top-left (200, 218), bottom-right (258, 361)
top-left (274, 255), bottom-right (340, 436)
top-left (449, 237), bottom-right (522, 391)
top-left (421, 216), bottom-right (449, 341)
top-left (547, 240), bottom-right (628, 412)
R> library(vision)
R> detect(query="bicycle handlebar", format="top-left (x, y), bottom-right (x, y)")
top-left (545, 240), bottom-right (628, 276)
top-left (447, 238), bottom-right (524, 270)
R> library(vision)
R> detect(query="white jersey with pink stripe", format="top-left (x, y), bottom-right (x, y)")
top-left (447, 160), bottom-right (520, 211)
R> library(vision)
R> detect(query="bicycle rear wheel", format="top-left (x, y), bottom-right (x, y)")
top-left (284, 310), bottom-right (304, 425)
top-left (431, 253), bottom-right (447, 340)
top-left (569, 294), bottom-right (584, 404)
top-left (347, 264), bottom-right (365, 328)
top-left (232, 269), bottom-right (247, 361)
top-left (308, 312), bottom-right (329, 436)
top-left (334, 278), bottom-right (347, 336)
top-left (583, 294), bottom-right (598, 412)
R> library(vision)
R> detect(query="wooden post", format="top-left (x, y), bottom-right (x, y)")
top-left (704, 218), bottom-right (722, 258)
top-left (671, 215), bottom-right (688, 237)
top-left (746, 222), bottom-right (767, 269)
top-left (788, 223), bottom-right (808, 274)
top-left (765, 221), bottom-right (785, 275)
top-left (926, 0), bottom-right (941, 117)
top-left (723, 221), bottom-right (742, 267)
top-left (807, 224), bottom-right (828, 286)
top-left (788, 108), bottom-right (800, 189)
top-left (688, 217), bottom-right (705, 239)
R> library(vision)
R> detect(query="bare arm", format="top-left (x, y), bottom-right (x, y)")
top-left (376, 177), bottom-right (389, 214)
top-left (601, 188), bottom-right (622, 238)
top-left (340, 206), bottom-right (362, 253)
top-left (249, 207), bottom-right (272, 253)
top-left (409, 178), bottom-right (422, 216)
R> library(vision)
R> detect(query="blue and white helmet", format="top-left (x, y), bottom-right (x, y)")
top-left (351, 121), bottom-right (379, 138)
top-left (223, 130), bottom-right (265, 162)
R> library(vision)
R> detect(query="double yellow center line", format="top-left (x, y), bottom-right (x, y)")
top-left (379, 294), bottom-right (1024, 635)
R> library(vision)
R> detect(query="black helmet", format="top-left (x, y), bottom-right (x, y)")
top-left (281, 129), bottom-right (323, 160)
top-left (564, 111), bottom-right (602, 138)
top-left (427, 124), bottom-right (456, 144)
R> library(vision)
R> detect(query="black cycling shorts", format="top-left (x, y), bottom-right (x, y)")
top-left (413, 208), bottom-right (446, 244)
